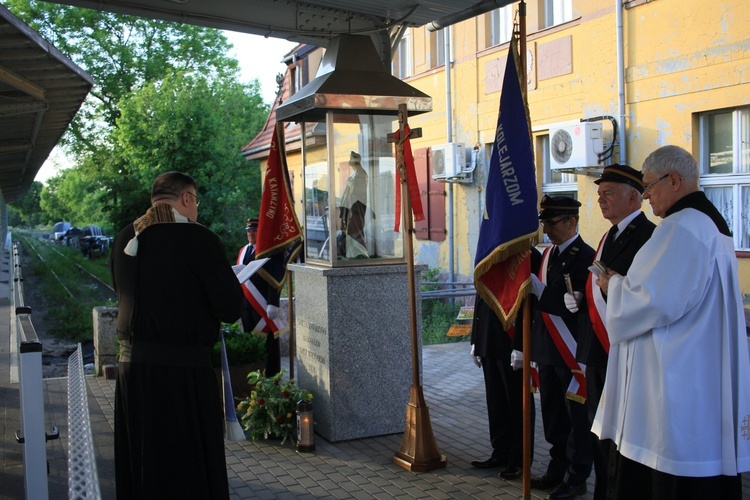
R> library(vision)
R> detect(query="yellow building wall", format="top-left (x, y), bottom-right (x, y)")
top-left (393, 0), bottom-right (750, 294)
top-left (268, 0), bottom-right (750, 294)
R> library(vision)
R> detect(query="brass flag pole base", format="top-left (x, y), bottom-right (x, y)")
top-left (392, 384), bottom-right (447, 472)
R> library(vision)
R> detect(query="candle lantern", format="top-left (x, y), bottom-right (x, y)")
top-left (296, 399), bottom-right (315, 452)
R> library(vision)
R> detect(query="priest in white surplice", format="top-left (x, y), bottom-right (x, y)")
top-left (593, 145), bottom-right (750, 499)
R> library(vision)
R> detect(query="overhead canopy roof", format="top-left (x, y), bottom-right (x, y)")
top-left (39, 0), bottom-right (512, 45)
top-left (0, 0), bottom-right (515, 202)
top-left (0, 4), bottom-right (92, 203)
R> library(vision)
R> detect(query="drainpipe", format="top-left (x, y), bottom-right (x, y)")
top-left (444, 26), bottom-right (455, 286)
top-left (616, 0), bottom-right (626, 163)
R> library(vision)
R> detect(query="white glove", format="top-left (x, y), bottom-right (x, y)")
top-left (564, 291), bottom-right (583, 313)
top-left (470, 344), bottom-right (482, 368)
top-left (266, 304), bottom-right (278, 320)
top-left (510, 349), bottom-right (523, 371)
top-left (530, 274), bottom-right (545, 299)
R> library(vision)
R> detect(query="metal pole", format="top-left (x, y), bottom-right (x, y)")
top-left (517, 2), bottom-right (532, 498)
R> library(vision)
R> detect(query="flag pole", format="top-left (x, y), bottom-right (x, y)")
top-left (390, 104), bottom-right (447, 472)
top-left (517, 2), bottom-right (532, 499)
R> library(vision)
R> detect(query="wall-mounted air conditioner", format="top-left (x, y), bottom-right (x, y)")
top-left (549, 122), bottom-right (603, 170)
top-left (432, 143), bottom-right (466, 180)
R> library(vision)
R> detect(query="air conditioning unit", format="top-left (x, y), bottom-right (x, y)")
top-left (549, 122), bottom-right (603, 170)
top-left (432, 143), bottom-right (466, 180)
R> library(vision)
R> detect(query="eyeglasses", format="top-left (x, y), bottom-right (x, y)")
top-left (643, 174), bottom-right (669, 193)
top-left (540, 216), bottom-right (570, 227)
top-left (184, 191), bottom-right (201, 207)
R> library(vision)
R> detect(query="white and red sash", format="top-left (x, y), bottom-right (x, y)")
top-left (585, 233), bottom-right (610, 353)
top-left (539, 247), bottom-right (587, 403)
top-left (236, 245), bottom-right (285, 335)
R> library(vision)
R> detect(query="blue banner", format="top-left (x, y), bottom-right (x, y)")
top-left (473, 38), bottom-right (538, 329)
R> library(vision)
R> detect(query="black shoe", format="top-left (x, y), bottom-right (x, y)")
top-left (546, 482), bottom-right (587, 500)
top-left (470, 457), bottom-right (505, 469)
top-left (530, 474), bottom-right (564, 490)
top-left (499, 465), bottom-right (522, 480)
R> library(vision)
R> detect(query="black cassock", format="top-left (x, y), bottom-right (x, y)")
top-left (111, 223), bottom-right (243, 499)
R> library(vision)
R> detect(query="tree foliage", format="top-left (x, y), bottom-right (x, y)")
top-left (7, 0), bottom-right (271, 251)
top-left (4, 0), bottom-right (240, 154)
top-left (111, 72), bottom-right (266, 248)
top-left (8, 181), bottom-right (43, 226)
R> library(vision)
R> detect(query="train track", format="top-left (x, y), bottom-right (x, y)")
top-left (18, 233), bottom-right (115, 301)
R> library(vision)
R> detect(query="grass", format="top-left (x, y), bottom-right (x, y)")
top-left (420, 266), bottom-right (471, 346)
top-left (15, 231), bottom-right (114, 342)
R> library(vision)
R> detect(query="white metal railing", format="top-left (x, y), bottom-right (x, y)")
top-left (67, 344), bottom-right (101, 499)
top-left (11, 240), bottom-right (58, 499)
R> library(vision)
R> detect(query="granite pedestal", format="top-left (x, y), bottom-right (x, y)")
top-left (289, 263), bottom-right (422, 442)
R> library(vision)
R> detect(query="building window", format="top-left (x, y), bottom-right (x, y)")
top-left (540, 0), bottom-right (572, 29)
top-left (490, 5), bottom-right (514, 46)
top-left (699, 107), bottom-right (750, 250)
top-left (430, 29), bottom-right (445, 68)
top-left (392, 32), bottom-right (412, 79)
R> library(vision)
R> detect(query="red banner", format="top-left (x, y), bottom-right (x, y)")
top-left (256, 122), bottom-right (302, 289)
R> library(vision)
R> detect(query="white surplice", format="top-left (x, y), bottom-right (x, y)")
top-left (592, 207), bottom-right (750, 477)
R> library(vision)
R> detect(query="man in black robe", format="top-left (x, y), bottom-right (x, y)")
top-left (111, 171), bottom-right (243, 499)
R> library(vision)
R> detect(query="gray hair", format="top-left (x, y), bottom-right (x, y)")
top-left (642, 145), bottom-right (699, 180)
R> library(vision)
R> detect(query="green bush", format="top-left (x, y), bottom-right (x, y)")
top-left (420, 266), bottom-right (469, 346)
top-left (211, 323), bottom-right (267, 367)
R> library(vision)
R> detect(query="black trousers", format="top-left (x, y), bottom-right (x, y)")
top-left (538, 364), bottom-right (593, 485)
top-left (241, 305), bottom-right (281, 377)
top-left (481, 356), bottom-right (534, 467)
top-left (586, 364), bottom-right (610, 500)
top-left (608, 451), bottom-right (742, 500)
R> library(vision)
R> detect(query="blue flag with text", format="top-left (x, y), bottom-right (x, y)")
top-left (473, 38), bottom-right (538, 330)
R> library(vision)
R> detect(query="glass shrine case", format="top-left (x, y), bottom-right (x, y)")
top-left (302, 111), bottom-right (405, 266)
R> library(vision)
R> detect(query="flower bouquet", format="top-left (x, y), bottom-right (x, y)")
top-left (236, 370), bottom-right (313, 444)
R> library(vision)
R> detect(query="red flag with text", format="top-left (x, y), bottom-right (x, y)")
top-left (255, 121), bottom-right (302, 289)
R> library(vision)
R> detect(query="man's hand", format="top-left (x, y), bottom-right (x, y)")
top-left (596, 270), bottom-right (620, 295)
top-left (510, 350), bottom-right (523, 371)
top-left (564, 291), bottom-right (583, 313)
top-left (471, 344), bottom-right (482, 368)
top-left (266, 304), bottom-right (278, 320)
top-left (530, 274), bottom-right (545, 299)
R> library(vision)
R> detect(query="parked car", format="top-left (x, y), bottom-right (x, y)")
top-left (78, 225), bottom-right (110, 258)
top-left (50, 221), bottom-right (71, 243)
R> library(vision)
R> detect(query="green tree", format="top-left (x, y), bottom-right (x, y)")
top-left (39, 174), bottom-right (71, 225)
top-left (5, 0), bottom-right (240, 155)
top-left (111, 71), bottom-right (267, 249)
top-left (9, 181), bottom-right (43, 226)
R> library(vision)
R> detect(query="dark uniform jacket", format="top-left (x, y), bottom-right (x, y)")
top-left (531, 235), bottom-right (595, 366)
top-left (576, 212), bottom-right (655, 367)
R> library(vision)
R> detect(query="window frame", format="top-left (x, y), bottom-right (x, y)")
top-left (392, 31), bottom-right (412, 79)
top-left (699, 106), bottom-right (750, 250)
top-left (490, 5), bottom-right (514, 47)
top-left (541, 0), bottom-right (573, 29)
